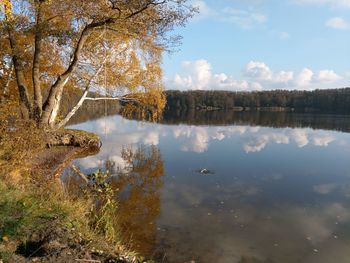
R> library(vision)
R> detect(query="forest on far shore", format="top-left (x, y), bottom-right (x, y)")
top-left (165, 88), bottom-right (350, 113)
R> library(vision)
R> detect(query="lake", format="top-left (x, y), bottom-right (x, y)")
top-left (65, 111), bottom-right (350, 263)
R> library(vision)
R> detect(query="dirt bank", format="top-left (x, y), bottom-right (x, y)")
top-left (1, 130), bottom-right (143, 263)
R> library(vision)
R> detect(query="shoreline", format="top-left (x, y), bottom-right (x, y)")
top-left (0, 128), bottom-right (145, 263)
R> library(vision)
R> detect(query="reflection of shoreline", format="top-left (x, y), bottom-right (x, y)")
top-left (67, 101), bottom-right (350, 134)
top-left (161, 110), bottom-right (350, 133)
top-left (67, 101), bottom-right (121, 126)
top-left (64, 145), bottom-right (165, 258)
top-left (66, 112), bottom-right (350, 263)
top-left (69, 115), bottom-right (339, 163)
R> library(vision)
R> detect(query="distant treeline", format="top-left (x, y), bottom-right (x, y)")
top-left (165, 88), bottom-right (350, 113)
top-left (60, 89), bottom-right (350, 133)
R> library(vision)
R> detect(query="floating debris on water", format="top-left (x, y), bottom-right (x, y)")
top-left (193, 168), bottom-right (215, 175)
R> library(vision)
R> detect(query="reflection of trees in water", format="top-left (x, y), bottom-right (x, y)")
top-left (65, 98), bottom-right (350, 133)
top-left (162, 109), bottom-right (350, 133)
top-left (64, 145), bottom-right (164, 257)
top-left (110, 146), bottom-right (164, 256)
top-left (64, 100), bottom-right (121, 125)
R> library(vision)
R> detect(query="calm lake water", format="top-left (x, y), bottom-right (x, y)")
top-left (65, 111), bottom-right (350, 263)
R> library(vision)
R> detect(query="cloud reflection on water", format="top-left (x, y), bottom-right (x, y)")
top-left (160, 180), bottom-right (350, 263)
top-left (68, 115), bottom-right (350, 263)
top-left (71, 116), bottom-right (338, 169)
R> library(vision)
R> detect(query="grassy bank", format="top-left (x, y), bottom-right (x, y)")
top-left (0, 175), bottom-right (150, 262)
top-left (0, 113), bottom-right (150, 262)
top-left (0, 180), bottom-right (92, 261)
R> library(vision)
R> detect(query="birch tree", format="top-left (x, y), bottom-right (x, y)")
top-left (0, 0), bottom-right (194, 129)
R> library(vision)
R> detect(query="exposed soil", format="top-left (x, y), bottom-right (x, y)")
top-left (30, 129), bottom-right (101, 180)
top-left (2, 130), bottom-right (131, 263)
top-left (7, 222), bottom-right (126, 263)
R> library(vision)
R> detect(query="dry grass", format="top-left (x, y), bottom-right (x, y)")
top-left (0, 105), bottom-right (152, 262)
top-left (0, 104), bottom-right (46, 182)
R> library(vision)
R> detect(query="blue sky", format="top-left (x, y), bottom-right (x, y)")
top-left (163, 0), bottom-right (350, 91)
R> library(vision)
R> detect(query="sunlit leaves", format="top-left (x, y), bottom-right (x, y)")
top-left (1, 0), bottom-right (13, 20)
top-left (1, 0), bottom-right (194, 126)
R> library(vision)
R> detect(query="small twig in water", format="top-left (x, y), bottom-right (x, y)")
top-left (161, 252), bottom-right (167, 262)
top-left (71, 165), bottom-right (89, 184)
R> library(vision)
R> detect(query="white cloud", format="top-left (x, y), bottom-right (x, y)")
top-left (245, 61), bottom-right (295, 84)
top-left (295, 68), bottom-right (314, 87)
top-left (243, 138), bottom-right (269, 153)
top-left (109, 155), bottom-right (128, 171)
top-left (143, 131), bottom-right (159, 145)
top-left (222, 8), bottom-right (267, 29)
top-left (245, 61), bottom-right (273, 80)
top-left (242, 128), bottom-right (336, 153)
top-left (274, 71), bottom-right (295, 83)
top-left (279, 31), bottom-right (291, 39)
top-left (96, 119), bottom-right (117, 134)
top-left (171, 125), bottom-right (338, 154)
top-left (243, 133), bottom-right (290, 153)
top-left (313, 183), bottom-right (337, 194)
top-left (293, 68), bottom-right (341, 87)
top-left (326, 17), bottom-right (349, 30)
top-left (171, 59), bottom-right (262, 91)
top-left (168, 59), bottom-right (343, 91)
top-left (315, 70), bottom-right (342, 82)
top-left (189, 2), bottom-right (267, 29)
top-left (191, 0), bottom-right (215, 20)
top-left (312, 134), bottom-right (335, 146)
top-left (291, 129), bottom-right (309, 147)
top-left (245, 62), bottom-right (342, 89)
top-left (294, 0), bottom-right (350, 8)
top-left (175, 126), bottom-right (210, 153)
top-left (174, 60), bottom-right (212, 90)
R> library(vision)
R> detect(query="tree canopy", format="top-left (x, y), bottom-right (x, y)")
top-left (0, 0), bottom-right (194, 128)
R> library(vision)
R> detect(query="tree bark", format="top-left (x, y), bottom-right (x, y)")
top-left (55, 59), bottom-right (107, 129)
top-left (39, 2), bottom-right (159, 128)
top-left (40, 26), bottom-right (92, 128)
top-left (2, 65), bottom-right (13, 98)
top-left (32, 0), bottom-right (43, 120)
top-left (84, 97), bottom-right (123, 101)
top-left (6, 21), bottom-right (32, 119)
top-left (55, 88), bottom-right (89, 129)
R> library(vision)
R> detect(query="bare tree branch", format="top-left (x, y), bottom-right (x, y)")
top-left (55, 55), bottom-right (109, 129)
top-left (126, 1), bottom-right (166, 19)
top-left (41, 24), bottom-right (93, 127)
top-left (84, 97), bottom-right (122, 101)
top-left (70, 165), bottom-right (89, 184)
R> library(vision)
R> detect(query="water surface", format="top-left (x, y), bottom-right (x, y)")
top-left (66, 111), bottom-right (350, 263)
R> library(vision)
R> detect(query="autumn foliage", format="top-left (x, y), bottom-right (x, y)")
top-left (0, 0), bottom-right (194, 129)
